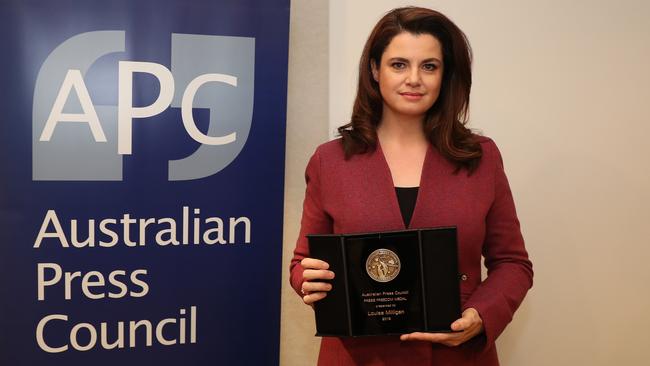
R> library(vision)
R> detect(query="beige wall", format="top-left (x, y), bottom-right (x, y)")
top-left (283, 1), bottom-right (650, 365)
top-left (281, 1), bottom-right (328, 365)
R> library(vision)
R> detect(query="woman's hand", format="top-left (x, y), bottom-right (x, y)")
top-left (400, 308), bottom-right (484, 347)
top-left (300, 258), bottom-right (335, 305)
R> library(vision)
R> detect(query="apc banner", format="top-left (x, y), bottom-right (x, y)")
top-left (0, 1), bottom-right (289, 365)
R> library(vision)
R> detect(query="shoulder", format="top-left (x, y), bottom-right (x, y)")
top-left (309, 138), bottom-right (347, 167)
top-left (304, 139), bottom-right (346, 176)
top-left (474, 134), bottom-right (502, 163)
top-left (313, 138), bottom-right (345, 159)
top-left (465, 134), bottom-right (504, 174)
top-left (474, 134), bottom-right (495, 149)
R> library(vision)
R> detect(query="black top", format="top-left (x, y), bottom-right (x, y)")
top-left (395, 187), bottom-right (419, 227)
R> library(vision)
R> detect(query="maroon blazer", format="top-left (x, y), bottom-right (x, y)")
top-left (290, 137), bottom-right (533, 366)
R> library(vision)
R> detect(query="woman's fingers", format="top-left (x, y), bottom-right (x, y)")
top-left (301, 258), bottom-right (334, 281)
top-left (302, 291), bottom-right (327, 305)
top-left (400, 332), bottom-right (449, 343)
top-left (302, 269), bottom-right (335, 281)
top-left (300, 258), bottom-right (334, 305)
top-left (400, 308), bottom-right (483, 347)
top-left (400, 332), bottom-right (466, 347)
top-left (302, 281), bottom-right (332, 293)
top-left (453, 308), bottom-right (483, 332)
top-left (301, 258), bottom-right (330, 270)
top-left (401, 308), bottom-right (484, 347)
top-left (451, 317), bottom-right (470, 331)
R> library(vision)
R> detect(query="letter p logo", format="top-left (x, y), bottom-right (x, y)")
top-left (32, 31), bottom-right (255, 181)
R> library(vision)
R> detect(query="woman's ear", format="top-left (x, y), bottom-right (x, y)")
top-left (371, 60), bottom-right (379, 82)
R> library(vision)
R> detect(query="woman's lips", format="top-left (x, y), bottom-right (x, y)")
top-left (400, 92), bottom-right (424, 100)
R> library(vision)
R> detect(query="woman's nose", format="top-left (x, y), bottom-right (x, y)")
top-left (405, 68), bottom-right (421, 86)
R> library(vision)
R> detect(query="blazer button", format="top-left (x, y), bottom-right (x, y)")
top-left (460, 274), bottom-right (468, 281)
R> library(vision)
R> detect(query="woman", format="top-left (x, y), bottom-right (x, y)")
top-left (290, 7), bottom-right (533, 365)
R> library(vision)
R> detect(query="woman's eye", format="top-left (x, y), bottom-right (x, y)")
top-left (422, 63), bottom-right (437, 71)
top-left (391, 62), bottom-right (406, 70)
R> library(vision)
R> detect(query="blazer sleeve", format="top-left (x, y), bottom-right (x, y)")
top-left (289, 147), bottom-right (334, 295)
top-left (463, 140), bottom-right (534, 349)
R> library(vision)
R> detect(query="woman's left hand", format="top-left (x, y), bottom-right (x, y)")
top-left (400, 308), bottom-right (484, 347)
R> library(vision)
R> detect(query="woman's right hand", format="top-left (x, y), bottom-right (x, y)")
top-left (300, 258), bottom-right (335, 305)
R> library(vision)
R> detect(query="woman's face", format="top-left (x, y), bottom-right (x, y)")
top-left (372, 32), bottom-right (444, 121)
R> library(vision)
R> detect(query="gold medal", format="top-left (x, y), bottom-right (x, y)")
top-left (366, 248), bottom-right (400, 282)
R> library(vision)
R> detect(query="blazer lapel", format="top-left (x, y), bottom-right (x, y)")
top-left (364, 142), bottom-right (443, 231)
top-left (358, 143), bottom-right (406, 231)
top-left (409, 144), bottom-right (455, 229)
top-left (344, 143), bottom-right (452, 232)
top-left (406, 144), bottom-right (431, 229)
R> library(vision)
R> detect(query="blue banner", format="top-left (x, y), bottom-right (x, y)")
top-left (0, 1), bottom-right (289, 365)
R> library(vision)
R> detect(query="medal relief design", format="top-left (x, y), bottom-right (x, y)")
top-left (366, 248), bottom-right (401, 282)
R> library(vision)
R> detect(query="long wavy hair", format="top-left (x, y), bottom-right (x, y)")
top-left (338, 7), bottom-right (482, 173)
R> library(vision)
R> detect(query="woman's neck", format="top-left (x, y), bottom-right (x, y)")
top-left (376, 111), bottom-right (429, 188)
top-left (377, 112), bottom-right (428, 147)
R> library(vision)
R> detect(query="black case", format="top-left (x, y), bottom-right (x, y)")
top-left (308, 227), bottom-right (460, 337)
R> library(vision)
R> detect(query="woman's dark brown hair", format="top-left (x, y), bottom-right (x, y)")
top-left (338, 6), bottom-right (482, 173)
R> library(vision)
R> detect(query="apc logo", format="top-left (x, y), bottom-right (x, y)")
top-left (32, 31), bottom-right (254, 181)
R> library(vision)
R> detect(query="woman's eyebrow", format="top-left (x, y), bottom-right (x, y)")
top-left (387, 57), bottom-right (442, 64)
top-left (421, 58), bottom-right (442, 64)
